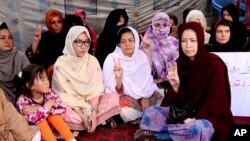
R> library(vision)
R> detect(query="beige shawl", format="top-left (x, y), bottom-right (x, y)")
top-left (52, 26), bottom-right (104, 116)
top-left (186, 10), bottom-right (211, 44)
top-left (0, 89), bottom-right (35, 141)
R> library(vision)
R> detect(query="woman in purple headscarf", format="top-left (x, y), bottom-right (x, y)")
top-left (143, 12), bottom-right (179, 88)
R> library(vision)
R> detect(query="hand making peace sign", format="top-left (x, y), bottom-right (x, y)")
top-left (113, 58), bottom-right (123, 79)
top-left (140, 34), bottom-right (151, 55)
top-left (167, 62), bottom-right (180, 93)
top-left (33, 25), bottom-right (42, 43)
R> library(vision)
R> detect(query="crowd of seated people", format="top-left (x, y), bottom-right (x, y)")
top-left (0, 2), bottom-right (249, 140)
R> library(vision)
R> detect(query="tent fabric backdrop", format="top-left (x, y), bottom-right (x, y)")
top-left (0, 0), bottom-right (208, 51)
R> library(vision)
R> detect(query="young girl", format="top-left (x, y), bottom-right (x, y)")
top-left (17, 64), bottom-right (76, 141)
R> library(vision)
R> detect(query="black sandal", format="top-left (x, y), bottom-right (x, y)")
top-left (106, 117), bottom-right (117, 128)
top-left (134, 129), bottom-right (154, 141)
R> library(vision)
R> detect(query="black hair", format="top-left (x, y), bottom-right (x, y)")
top-left (214, 19), bottom-right (232, 33)
top-left (103, 8), bottom-right (129, 33)
top-left (0, 22), bottom-right (9, 30)
top-left (64, 14), bottom-right (83, 31)
top-left (221, 3), bottom-right (239, 22)
top-left (168, 13), bottom-right (178, 26)
top-left (116, 27), bottom-right (134, 46)
top-left (183, 8), bottom-right (194, 24)
top-left (21, 64), bottom-right (47, 97)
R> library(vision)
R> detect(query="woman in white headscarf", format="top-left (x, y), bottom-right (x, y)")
top-left (103, 26), bottom-right (163, 123)
top-left (52, 26), bottom-right (120, 132)
top-left (186, 9), bottom-right (211, 44)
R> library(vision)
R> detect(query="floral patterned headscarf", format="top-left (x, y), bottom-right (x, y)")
top-left (144, 12), bottom-right (179, 81)
top-left (151, 12), bottom-right (171, 39)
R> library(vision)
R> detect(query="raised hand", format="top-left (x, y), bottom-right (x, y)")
top-left (113, 58), bottom-right (123, 79)
top-left (167, 62), bottom-right (180, 93)
top-left (33, 25), bottom-right (42, 43)
top-left (32, 25), bottom-right (42, 53)
top-left (140, 34), bottom-right (153, 67)
top-left (140, 34), bottom-right (151, 55)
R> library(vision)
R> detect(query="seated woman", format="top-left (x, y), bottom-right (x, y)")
top-left (168, 13), bottom-right (179, 39)
top-left (95, 8), bottom-right (129, 68)
top-left (221, 3), bottom-right (248, 51)
top-left (64, 14), bottom-right (94, 55)
top-left (143, 12), bottom-right (179, 88)
top-left (136, 22), bottom-right (234, 141)
top-left (26, 9), bottom-right (67, 68)
top-left (207, 19), bottom-right (238, 52)
top-left (0, 88), bottom-right (41, 141)
top-left (103, 26), bottom-right (163, 123)
top-left (52, 26), bottom-right (120, 132)
top-left (0, 22), bottom-right (30, 105)
top-left (186, 9), bottom-right (211, 44)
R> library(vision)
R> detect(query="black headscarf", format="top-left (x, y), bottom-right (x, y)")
top-left (182, 8), bottom-right (194, 24)
top-left (208, 19), bottom-right (238, 52)
top-left (221, 3), bottom-right (239, 23)
top-left (221, 3), bottom-right (247, 50)
top-left (168, 13), bottom-right (178, 26)
top-left (102, 9), bottom-right (129, 34)
top-left (0, 22), bottom-right (8, 29)
top-left (95, 9), bottom-right (129, 68)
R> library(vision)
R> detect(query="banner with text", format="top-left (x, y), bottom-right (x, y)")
top-left (214, 52), bottom-right (250, 117)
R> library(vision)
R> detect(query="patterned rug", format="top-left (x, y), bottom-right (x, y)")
top-left (56, 116), bottom-right (250, 141)
top-left (234, 116), bottom-right (250, 125)
top-left (74, 116), bottom-right (250, 141)
top-left (75, 122), bottom-right (139, 141)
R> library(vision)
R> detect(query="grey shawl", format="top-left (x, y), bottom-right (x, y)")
top-left (0, 47), bottom-right (30, 104)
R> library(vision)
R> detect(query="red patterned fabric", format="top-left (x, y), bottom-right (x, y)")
top-left (75, 122), bottom-right (139, 141)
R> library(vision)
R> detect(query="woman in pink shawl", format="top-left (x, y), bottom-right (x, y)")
top-left (143, 12), bottom-right (179, 88)
top-left (103, 26), bottom-right (163, 123)
top-left (52, 26), bottom-right (120, 132)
